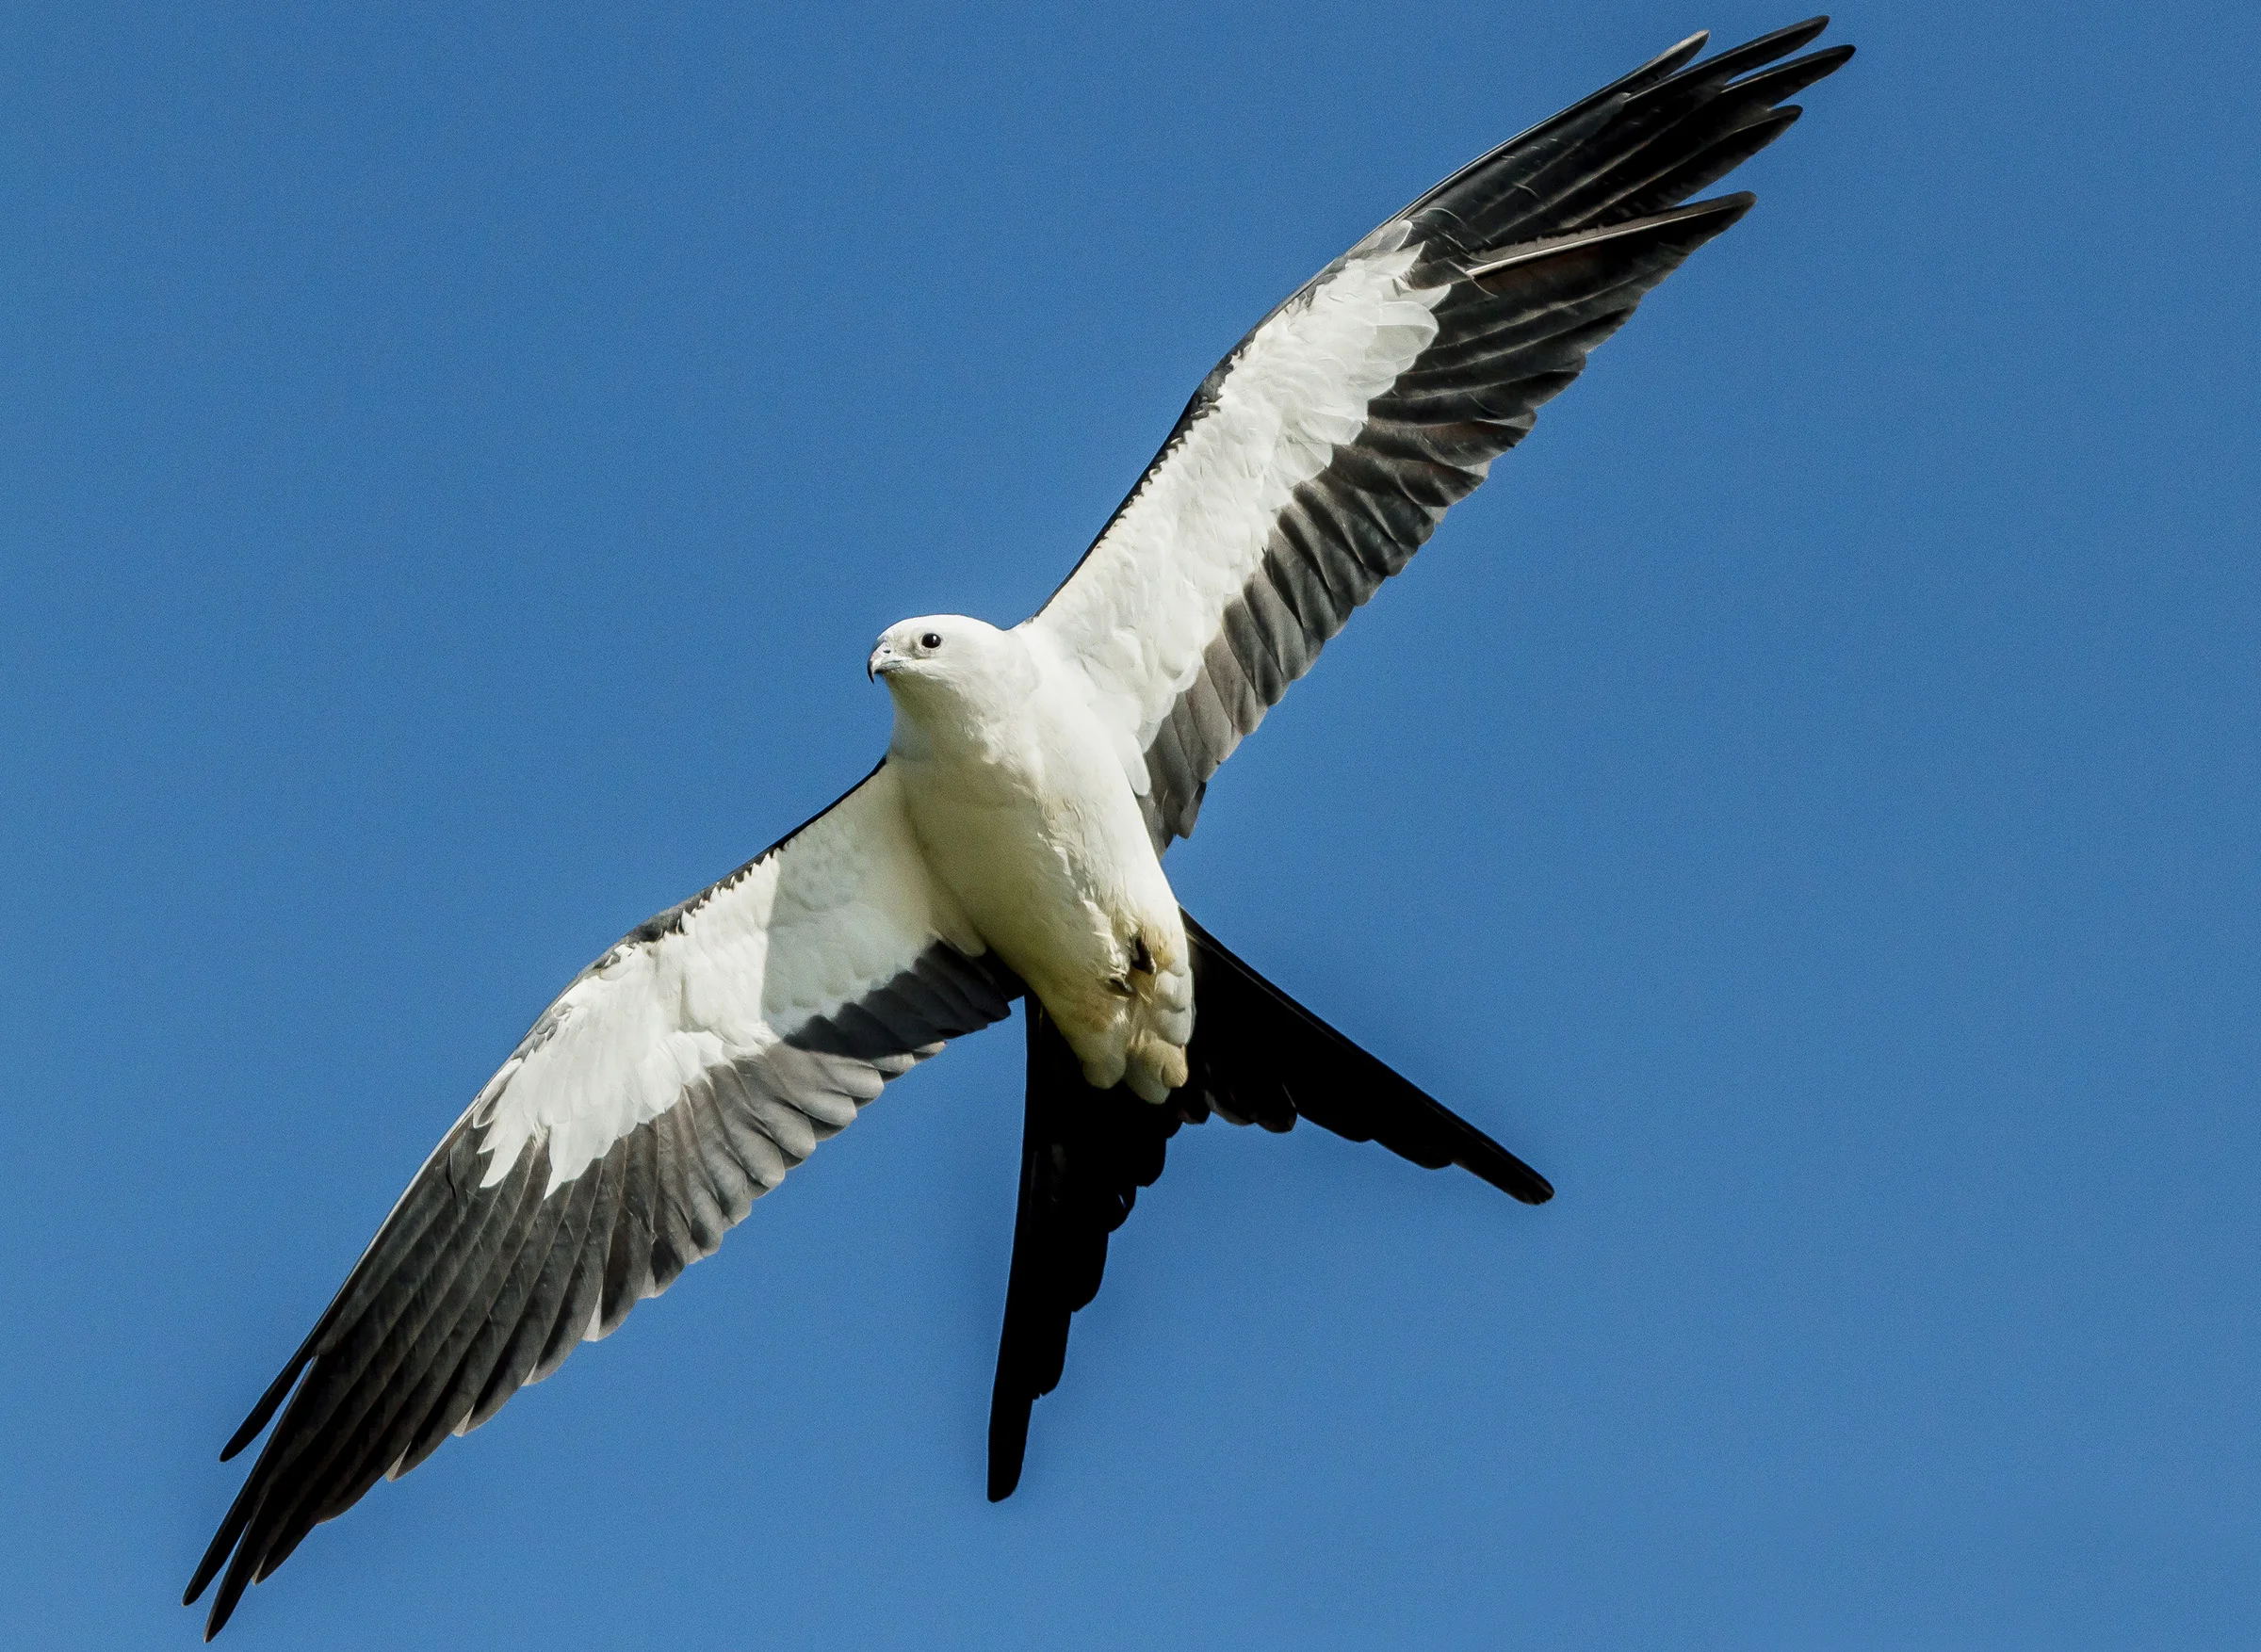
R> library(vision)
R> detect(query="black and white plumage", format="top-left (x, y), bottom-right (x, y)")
top-left (186, 767), bottom-right (1020, 1633)
top-left (1039, 17), bottom-right (1851, 849)
top-left (189, 20), bottom-right (1848, 1637)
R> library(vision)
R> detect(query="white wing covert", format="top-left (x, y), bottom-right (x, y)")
top-left (1028, 20), bottom-right (1850, 847)
top-left (187, 764), bottom-right (1016, 1637)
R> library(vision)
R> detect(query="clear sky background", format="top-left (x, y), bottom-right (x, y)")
top-left (3, 3), bottom-right (2255, 1647)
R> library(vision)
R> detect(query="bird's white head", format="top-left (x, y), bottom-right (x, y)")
top-left (868, 615), bottom-right (1034, 754)
top-left (867, 614), bottom-right (1014, 687)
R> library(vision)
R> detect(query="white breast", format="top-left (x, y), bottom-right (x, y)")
top-left (886, 626), bottom-right (1192, 1096)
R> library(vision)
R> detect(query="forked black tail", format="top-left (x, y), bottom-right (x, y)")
top-left (986, 910), bottom-right (1551, 1500)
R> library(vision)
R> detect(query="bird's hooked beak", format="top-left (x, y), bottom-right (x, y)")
top-left (867, 640), bottom-right (902, 682)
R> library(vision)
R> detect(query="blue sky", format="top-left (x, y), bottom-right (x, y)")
top-left (4, 3), bottom-right (2255, 1646)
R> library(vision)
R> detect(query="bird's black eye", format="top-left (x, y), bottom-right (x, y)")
top-left (919, 632), bottom-right (943, 651)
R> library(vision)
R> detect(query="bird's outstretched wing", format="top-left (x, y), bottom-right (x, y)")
top-left (1024, 19), bottom-right (1852, 848)
top-left (986, 914), bottom-right (1551, 1499)
top-left (187, 763), bottom-right (1017, 1639)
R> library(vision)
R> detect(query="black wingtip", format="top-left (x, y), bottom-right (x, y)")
top-left (1495, 1159), bottom-right (1556, 1206)
top-left (1640, 30), bottom-right (1712, 87)
top-left (1456, 1136), bottom-right (1554, 1206)
top-left (217, 1337), bottom-right (318, 1463)
top-left (1727, 15), bottom-right (1833, 70)
top-left (183, 1533), bottom-right (227, 1610)
top-left (185, 1549), bottom-right (240, 1639)
top-left (1630, 17), bottom-right (1836, 112)
top-left (217, 1424), bottom-right (257, 1465)
top-left (1666, 189), bottom-right (1760, 241)
top-left (202, 1572), bottom-right (247, 1641)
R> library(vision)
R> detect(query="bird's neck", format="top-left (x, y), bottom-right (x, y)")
top-left (886, 679), bottom-right (1022, 772)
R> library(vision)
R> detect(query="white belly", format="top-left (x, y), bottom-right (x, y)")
top-left (889, 679), bottom-right (1192, 1101)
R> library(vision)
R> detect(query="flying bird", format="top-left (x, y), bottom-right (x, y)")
top-left (188, 18), bottom-right (1850, 1636)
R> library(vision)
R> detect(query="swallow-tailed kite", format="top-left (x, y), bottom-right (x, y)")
top-left (188, 19), bottom-right (1850, 1635)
